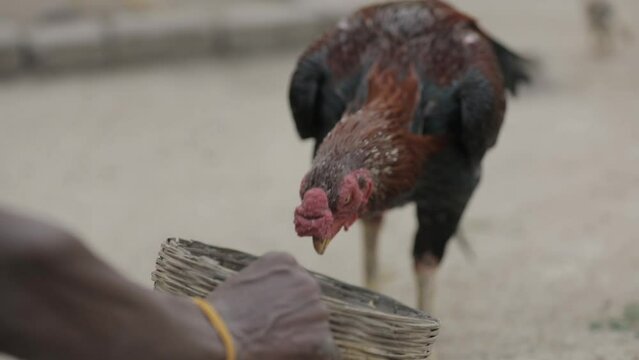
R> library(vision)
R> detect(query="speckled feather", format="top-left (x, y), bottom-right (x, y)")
top-left (289, 0), bottom-right (530, 262)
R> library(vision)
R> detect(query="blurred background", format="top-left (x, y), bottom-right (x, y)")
top-left (0, 0), bottom-right (638, 359)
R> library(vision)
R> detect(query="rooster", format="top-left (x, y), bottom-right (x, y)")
top-left (583, 0), bottom-right (633, 57)
top-left (290, 0), bottom-right (530, 312)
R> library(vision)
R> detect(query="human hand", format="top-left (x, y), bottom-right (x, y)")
top-left (207, 252), bottom-right (339, 360)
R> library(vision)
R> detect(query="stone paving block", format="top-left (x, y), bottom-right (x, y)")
top-left (26, 18), bottom-right (108, 70)
top-left (0, 21), bottom-right (22, 75)
top-left (108, 10), bottom-right (216, 62)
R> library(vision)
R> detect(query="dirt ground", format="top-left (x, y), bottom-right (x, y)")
top-left (1, 0), bottom-right (638, 359)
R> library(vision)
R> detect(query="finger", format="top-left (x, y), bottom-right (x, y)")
top-left (214, 252), bottom-right (304, 292)
top-left (233, 252), bottom-right (299, 280)
top-left (257, 252), bottom-right (298, 266)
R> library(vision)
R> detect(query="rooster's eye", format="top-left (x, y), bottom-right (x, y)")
top-left (357, 176), bottom-right (367, 189)
top-left (343, 194), bottom-right (352, 205)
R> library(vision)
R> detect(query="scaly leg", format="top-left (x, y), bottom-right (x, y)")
top-left (361, 215), bottom-right (383, 290)
top-left (416, 258), bottom-right (440, 360)
top-left (415, 255), bottom-right (439, 314)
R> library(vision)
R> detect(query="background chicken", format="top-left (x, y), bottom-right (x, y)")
top-left (583, 0), bottom-right (634, 57)
top-left (290, 0), bottom-right (531, 312)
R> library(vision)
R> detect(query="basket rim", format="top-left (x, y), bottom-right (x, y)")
top-left (161, 237), bottom-right (439, 327)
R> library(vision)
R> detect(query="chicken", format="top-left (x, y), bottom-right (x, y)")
top-left (583, 0), bottom-right (633, 57)
top-left (289, 0), bottom-right (530, 312)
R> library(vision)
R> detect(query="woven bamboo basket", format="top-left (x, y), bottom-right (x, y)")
top-left (152, 238), bottom-right (439, 359)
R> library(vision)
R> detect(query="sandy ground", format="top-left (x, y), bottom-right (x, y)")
top-left (1, 0), bottom-right (638, 359)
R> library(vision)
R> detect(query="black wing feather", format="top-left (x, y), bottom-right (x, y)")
top-left (487, 37), bottom-right (533, 95)
top-left (289, 56), bottom-right (325, 140)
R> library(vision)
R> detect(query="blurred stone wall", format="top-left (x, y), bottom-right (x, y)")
top-left (0, 0), bottom-right (372, 75)
top-left (0, 0), bottom-right (231, 22)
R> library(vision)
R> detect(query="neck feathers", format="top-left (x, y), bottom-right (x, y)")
top-left (365, 66), bottom-right (420, 126)
top-left (313, 65), bottom-right (442, 211)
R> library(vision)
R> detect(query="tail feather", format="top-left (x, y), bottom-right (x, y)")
top-left (488, 38), bottom-right (534, 96)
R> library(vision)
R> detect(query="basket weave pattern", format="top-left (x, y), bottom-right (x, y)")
top-left (152, 238), bottom-right (439, 359)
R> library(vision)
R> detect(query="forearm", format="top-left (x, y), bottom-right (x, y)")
top-left (0, 238), bottom-right (225, 360)
top-left (0, 208), bottom-right (337, 360)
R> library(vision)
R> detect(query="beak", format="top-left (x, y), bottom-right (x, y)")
top-left (312, 236), bottom-right (333, 255)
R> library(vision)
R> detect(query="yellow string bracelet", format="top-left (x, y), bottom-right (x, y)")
top-left (192, 297), bottom-right (236, 360)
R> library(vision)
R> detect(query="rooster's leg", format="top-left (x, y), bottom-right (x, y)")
top-left (361, 214), bottom-right (383, 290)
top-left (415, 255), bottom-right (438, 314)
top-left (414, 197), bottom-right (468, 314)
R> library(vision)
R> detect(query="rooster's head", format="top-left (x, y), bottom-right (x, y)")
top-left (294, 168), bottom-right (374, 255)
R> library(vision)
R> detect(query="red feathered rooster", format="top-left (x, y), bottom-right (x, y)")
top-left (290, 0), bottom-right (530, 311)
